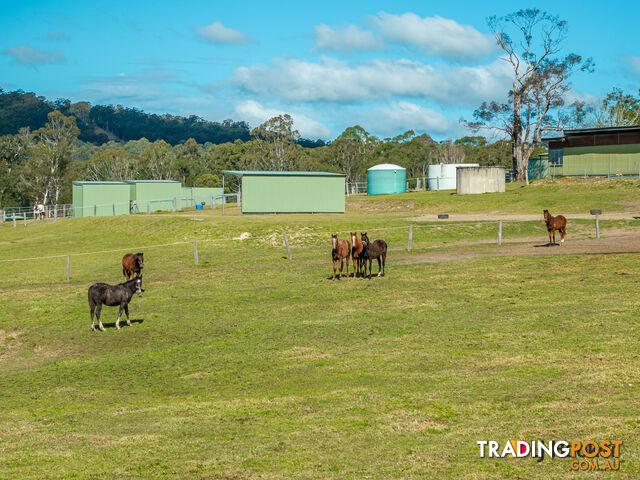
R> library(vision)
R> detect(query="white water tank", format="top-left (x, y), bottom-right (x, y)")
top-left (428, 163), bottom-right (479, 190)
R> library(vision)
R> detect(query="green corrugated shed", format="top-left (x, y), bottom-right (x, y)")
top-left (72, 181), bottom-right (130, 217)
top-left (223, 171), bottom-right (345, 214)
top-left (562, 144), bottom-right (640, 176)
top-left (126, 180), bottom-right (182, 212)
top-left (528, 157), bottom-right (549, 180)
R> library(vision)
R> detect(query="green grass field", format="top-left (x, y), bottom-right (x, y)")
top-left (1, 180), bottom-right (639, 479)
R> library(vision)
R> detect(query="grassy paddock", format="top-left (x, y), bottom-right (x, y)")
top-left (1, 180), bottom-right (639, 478)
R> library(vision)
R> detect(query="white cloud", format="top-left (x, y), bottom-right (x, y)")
top-left (3, 45), bottom-right (65, 67)
top-left (627, 55), bottom-right (640, 79)
top-left (371, 12), bottom-right (495, 61)
top-left (195, 21), bottom-right (253, 45)
top-left (365, 101), bottom-right (455, 136)
top-left (43, 31), bottom-right (70, 41)
top-left (234, 56), bottom-right (512, 105)
top-left (314, 24), bottom-right (381, 51)
top-left (235, 100), bottom-right (331, 139)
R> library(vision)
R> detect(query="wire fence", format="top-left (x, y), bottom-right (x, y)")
top-left (1, 194), bottom-right (241, 224)
top-left (0, 216), bottom-right (611, 285)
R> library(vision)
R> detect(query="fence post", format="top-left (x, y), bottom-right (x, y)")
top-left (407, 225), bottom-right (413, 251)
top-left (222, 195), bottom-right (225, 215)
top-left (0, 209), bottom-right (3, 223)
top-left (54, 205), bottom-right (58, 222)
top-left (66, 255), bottom-right (70, 281)
top-left (283, 232), bottom-right (292, 260)
top-left (172, 197), bottom-right (176, 213)
top-left (13, 214), bottom-right (16, 227)
top-left (24, 215), bottom-right (27, 226)
top-left (193, 239), bottom-right (199, 266)
top-left (147, 201), bottom-right (151, 215)
top-left (498, 220), bottom-right (502, 245)
top-left (596, 214), bottom-right (600, 239)
top-left (112, 204), bottom-right (116, 216)
top-left (63, 205), bottom-right (66, 218)
top-left (94, 204), bottom-right (97, 217)
top-left (212, 195), bottom-right (216, 209)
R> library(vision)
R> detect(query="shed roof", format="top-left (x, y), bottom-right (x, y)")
top-left (222, 170), bottom-right (344, 177)
top-left (72, 181), bottom-right (128, 185)
top-left (124, 180), bottom-right (180, 183)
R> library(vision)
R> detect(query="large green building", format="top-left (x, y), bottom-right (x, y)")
top-left (543, 126), bottom-right (640, 178)
top-left (72, 181), bottom-right (131, 217)
top-left (126, 180), bottom-right (182, 213)
top-left (223, 171), bottom-right (345, 214)
top-left (181, 187), bottom-right (224, 208)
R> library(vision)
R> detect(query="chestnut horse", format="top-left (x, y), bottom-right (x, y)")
top-left (350, 232), bottom-right (365, 278)
top-left (331, 234), bottom-right (350, 280)
top-left (543, 209), bottom-right (567, 246)
top-left (361, 232), bottom-right (387, 279)
top-left (122, 252), bottom-right (144, 280)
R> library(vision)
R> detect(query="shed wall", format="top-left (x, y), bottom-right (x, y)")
top-left (562, 144), bottom-right (640, 176)
top-left (128, 182), bottom-right (181, 212)
top-left (241, 175), bottom-right (345, 213)
top-left (74, 184), bottom-right (130, 217)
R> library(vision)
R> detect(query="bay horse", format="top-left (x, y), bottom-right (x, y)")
top-left (543, 209), bottom-right (567, 246)
top-left (88, 276), bottom-right (143, 332)
top-left (350, 232), bottom-right (365, 278)
top-left (122, 252), bottom-right (144, 280)
top-left (361, 232), bottom-right (387, 279)
top-left (331, 234), bottom-right (350, 280)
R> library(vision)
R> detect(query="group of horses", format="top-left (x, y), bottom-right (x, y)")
top-left (331, 232), bottom-right (387, 280)
top-left (88, 253), bottom-right (145, 332)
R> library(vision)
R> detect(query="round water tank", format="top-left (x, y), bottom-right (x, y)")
top-left (427, 163), bottom-right (479, 190)
top-left (367, 164), bottom-right (407, 195)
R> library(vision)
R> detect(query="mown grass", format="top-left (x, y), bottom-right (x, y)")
top-left (1, 179), bottom-right (639, 478)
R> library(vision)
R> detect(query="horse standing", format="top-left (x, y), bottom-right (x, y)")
top-left (350, 232), bottom-right (365, 278)
top-left (543, 209), bottom-right (567, 246)
top-left (361, 232), bottom-right (387, 279)
top-left (122, 252), bottom-right (144, 280)
top-left (331, 234), bottom-right (350, 280)
top-left (88, 276), bottom-right (143, 332)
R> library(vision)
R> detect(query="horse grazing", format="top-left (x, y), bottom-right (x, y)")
top-left (88, 276), bottom-right (143, 332)
top-left (122, 252), bottom-right (144, 280)
top-left (543, 209), bottom-right (567, 246)
top-left (350, 232), bottom-right (365, 278)
top-left (331, 234), bottom-right (350, 280)
top-left (361, 232), bottom-right (387, 279)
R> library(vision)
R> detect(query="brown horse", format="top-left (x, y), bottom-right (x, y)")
top-left (350, 232), bottom-right (365, 278)
top-left (361, 232), bottom-right (387, 279)
top-left (331, 234), bottom-right (350, 280)
top-left (122, 252), bottom-right (144, 280)
top-left (543, 210), bottom-right (567, 246)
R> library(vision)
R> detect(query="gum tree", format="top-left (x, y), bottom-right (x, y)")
top-left (466, 9), bottom-right (593, 183)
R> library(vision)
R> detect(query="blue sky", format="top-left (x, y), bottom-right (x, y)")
top-left (1, 0), bottom-right (639, 141)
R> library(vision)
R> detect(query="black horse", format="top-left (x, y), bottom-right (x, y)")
top-left (361, 232), bottom-right (387, 279)
top-left (88, 276), bottom-right (143, 332)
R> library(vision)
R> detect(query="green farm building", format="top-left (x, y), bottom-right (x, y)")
top-left (542, 126), bottom-right (640, 178)
top-left (181, 187), bottom-right (224, 209)
top-left (72, 181), bottom-right (131, 217)
top-left (126, 180), bottom-right (182, 213)
top-left (223, 171), bottom-right (345, 214)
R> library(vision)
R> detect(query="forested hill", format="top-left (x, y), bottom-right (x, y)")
top-left (0, 89), bottom-right (258, 146)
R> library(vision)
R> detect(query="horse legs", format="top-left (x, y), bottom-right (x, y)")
top-left (332, 259), bottom-right (337, 280)
top-left (125, 304), bottom-right (131, 326)
top-left (560, 227), bottom-right (566, 244)
top-left (377, 257), bottom-right (382, 277)
top-left (345, 256), bottom-right (349, 279)
top-left (116, 304), bottom-right (124, 330)
top-left (381, 252), bottom-right (386, 277)
top-left (368, 259), bottom-right (372, 280)
top-left (96, 304), bottom-right (105, 332)
top-left (339, 258), bottom-right (344, 280)
top-left (552, 229), bottom-right (556, 246)
top-left (90, 304), bottom-right (96, 332)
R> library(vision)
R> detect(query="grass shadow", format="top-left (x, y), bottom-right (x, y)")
top-left (100, 319), bottom-right (144, 329)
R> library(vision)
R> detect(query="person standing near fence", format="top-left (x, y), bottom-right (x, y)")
top-left (34, 200), bottom-right (39, 220)
top-left (37, 201), bottom-right (45, 220)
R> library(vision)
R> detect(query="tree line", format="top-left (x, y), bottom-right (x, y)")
top-left (0, 111), bottom-right (514, 208)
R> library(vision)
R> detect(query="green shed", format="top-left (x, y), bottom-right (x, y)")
top-left (126, 180), bottom-right (182, 213)
top-left (223, 171), bottom-right (345, 214)
top-left (72, 181), bottom-right (131, 217)
top-left (543, 126), bottom-right (640, 177)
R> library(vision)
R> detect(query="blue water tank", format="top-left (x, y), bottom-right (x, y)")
top-left (367, 164), bottom-right (407, 195)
